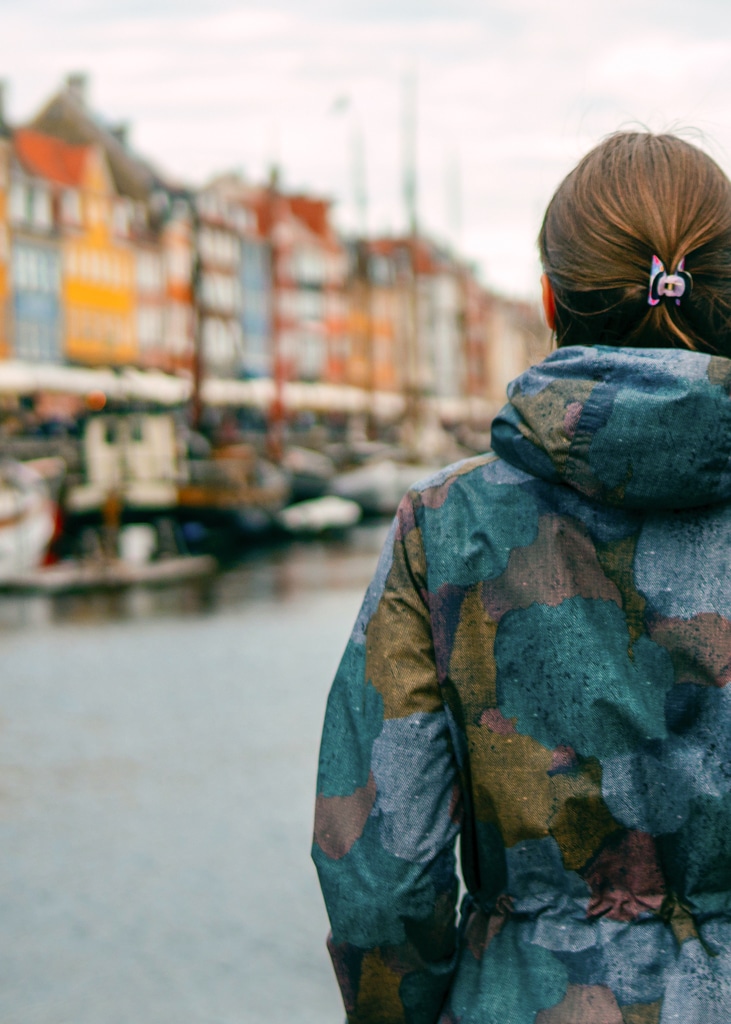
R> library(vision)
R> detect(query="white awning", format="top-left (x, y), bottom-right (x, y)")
top-left (121, 367), bottom-right (191, 405)
top-left (0, 360), bottom-right (126, 399)
top-left (0, 360), bottom-right (444, 421)
top-left (0, 361), bottom-right (192, 405)
top-left (201, 377), bottom-right (274, 407)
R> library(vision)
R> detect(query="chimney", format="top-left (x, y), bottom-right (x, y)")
top-left (65, 72), bottom-right (88, 106)
top-left (110, 122), bottom-right (129, 147)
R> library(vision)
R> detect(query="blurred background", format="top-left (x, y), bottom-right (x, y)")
top-left (0, 0), bottom-right (730, 1020)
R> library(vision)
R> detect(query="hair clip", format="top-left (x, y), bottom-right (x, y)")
top-left (648, 255), bottom-right (692, 306)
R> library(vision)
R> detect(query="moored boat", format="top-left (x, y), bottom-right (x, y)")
top-left (0, 459), bottom-right (60, 581)
top-left (177, 442), bottom-right (290, 537)
top-left (329, 457), bottom-right (436, 517)
top-left (0, 551), bottom-right (217, 594)
top-left (276, 494), bottom-right (362, 535)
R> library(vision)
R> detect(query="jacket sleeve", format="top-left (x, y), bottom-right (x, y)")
top-left (312, 494), bottom-right (462, 1024)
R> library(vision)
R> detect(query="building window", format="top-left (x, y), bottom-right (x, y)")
top-left (166, 302), bottom-right (191, 354)
top-left (300, 332), bottom-right (324, 380)
top-left (9, 180), bottom-right (26, 225)
top-left (113, 200), bottom-right (131, 237)
top-left (137, 251), bottom-right (163, 293)
top-left (15, 319), bottom-right (58, 362)
top-left (62, 189), bottom-right (82, 225)
top-left (11, 246), bottom-right (58, 293)
top-left (166, 247), bottom-right (191, 286)
top-left (30, 187), bottom-right (52, 231)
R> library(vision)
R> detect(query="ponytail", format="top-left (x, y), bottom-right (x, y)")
top-left (539, 132), bottom-right (731, 356)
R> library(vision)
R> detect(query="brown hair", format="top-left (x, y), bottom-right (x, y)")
top-left (538, 131), bottom-right (731, 355)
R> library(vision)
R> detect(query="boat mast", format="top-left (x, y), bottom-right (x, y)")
top-left (402, 71), bottom-right (422, 454)
top-left (266, 166), bottom-right (284, 461)
top-left (352, 120), bottom-right (376, 440)
top-left (190, 196), bottom-right (204, 432)
top-left (447, 148), bottom-right (471, 435)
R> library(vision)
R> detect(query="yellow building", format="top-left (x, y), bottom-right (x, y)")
top-left (14, 129), bottom-right (137, 367)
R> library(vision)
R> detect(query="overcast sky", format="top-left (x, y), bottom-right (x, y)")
top-left (3, 0), bottom-right (731, 298)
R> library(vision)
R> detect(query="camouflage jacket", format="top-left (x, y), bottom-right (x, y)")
top-left (313, 345), bottom-right (731, 1024)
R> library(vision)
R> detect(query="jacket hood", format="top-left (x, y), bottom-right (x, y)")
top-left (491, 345), bottom-right (731, 510)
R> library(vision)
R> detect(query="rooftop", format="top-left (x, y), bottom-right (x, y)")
top-left (13, 128), bottom-right (89, 187)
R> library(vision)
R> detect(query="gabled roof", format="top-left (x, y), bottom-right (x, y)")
top-left (288, 195), bottom-right (332, 240)
top-left (367, 235), bottom-right (456, 276)
top-left (29, 83), bottom-right (160, 200)
top-left (13, 128), bottom-right (89, 187)
top-left (245, 186), bottom-right (341, 250)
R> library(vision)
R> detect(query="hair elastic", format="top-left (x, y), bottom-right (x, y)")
top-left (648, 255), bottom-right (692, 306)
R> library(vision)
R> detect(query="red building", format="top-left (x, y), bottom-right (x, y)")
top-left (249, 183), bottom-right (348, 385)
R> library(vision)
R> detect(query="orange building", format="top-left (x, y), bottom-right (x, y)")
top-left (152, 203), bottom-right (194, 376)
top-left (13, 129), bottom-right (137, 368)
top-left (346, 237), bottom-right (421, 397)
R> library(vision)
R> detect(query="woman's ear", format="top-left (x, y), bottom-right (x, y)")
top-left (541, 273), bottom-right (556, 331)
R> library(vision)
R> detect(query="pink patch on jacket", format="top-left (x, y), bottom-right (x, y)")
top-left (563, 401), bottom-right (584, 439)
top-left (482, 515), bottom-right (622, 622)
top-left (535, 984), bottom-right (623, 1023)
top-left (584, 831), bottom-right (666, 921)
top-left (479, 707), bottom-right (517, 734)
top-left (314, 773), bottom-right (377, 859)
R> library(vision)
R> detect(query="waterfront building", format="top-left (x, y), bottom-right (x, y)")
top-left (346, 234), bottom-right (546, 425)
top-left (134, 237), bottom-right (166, 371)
top-left (250, 183), bottom-right (348, 386)
top-left (8, 131), bottom-right (64, 364)
top-left (274, 199), bottom-right (320, 382)
top-left (343, 239), bottom-right (402, 395)
top-left (414, 238), bottom-right (465, 403)
top-left (287, 194), bottom-right (348, 386)
top-left (461, 266), bottom-right (493, 402)
top-left (29, 74), bottom-right (188, 374)
top-left (194, 184), bottom-right (246, 379)
top-left (483, 295), bottom-right (547, 405)
top-left (26, 74), bottom-right (201, 377)
top-left (0, 71), bottom-right (549, 431)
top-left (352, 236), bottom-right (440, 402)
top-left (239, 234), bottom-right (272, 378)
top-left (159, 197), bottom-right (195, 376)
top-left (198, 174), bottom-right (271, 380)
top-left (13, 129), bottom-right (136, 368)
top-left (343, 240), bottom-right (369, 390)
top-left (366, 245), bottom-right (400, 393)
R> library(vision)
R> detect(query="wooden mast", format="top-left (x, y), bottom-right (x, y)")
top-left (190, 196), bottom-right (204, 432)
top-left (266, 166), bottom-right (284, 462)
top-left (402, 71), bottom-right (422, 455)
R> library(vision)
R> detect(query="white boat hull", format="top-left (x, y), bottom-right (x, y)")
top-left (0, 462), bottom-right (56, 581)
top-left (330, 459), bottom-right (436, 516)
top-left (277, 495), bottom-right (362, 535)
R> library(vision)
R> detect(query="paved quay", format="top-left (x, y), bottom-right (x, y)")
top-left (0, 528), bottom-right (389, 1023)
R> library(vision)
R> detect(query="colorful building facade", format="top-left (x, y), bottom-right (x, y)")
top-left (13, 129), bottom-right (137, 368)
top-left (158, 197), bottom-right (195, 376)
top-left (240, 236), bottom-right (271, 378)
top-left (7, 136), bottom-right (63, 363)
top-left (0, 74), bottom-right (548, 424)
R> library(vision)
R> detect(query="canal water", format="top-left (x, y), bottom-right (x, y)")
top-left (0, 522), bottom-right (392, 1024)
